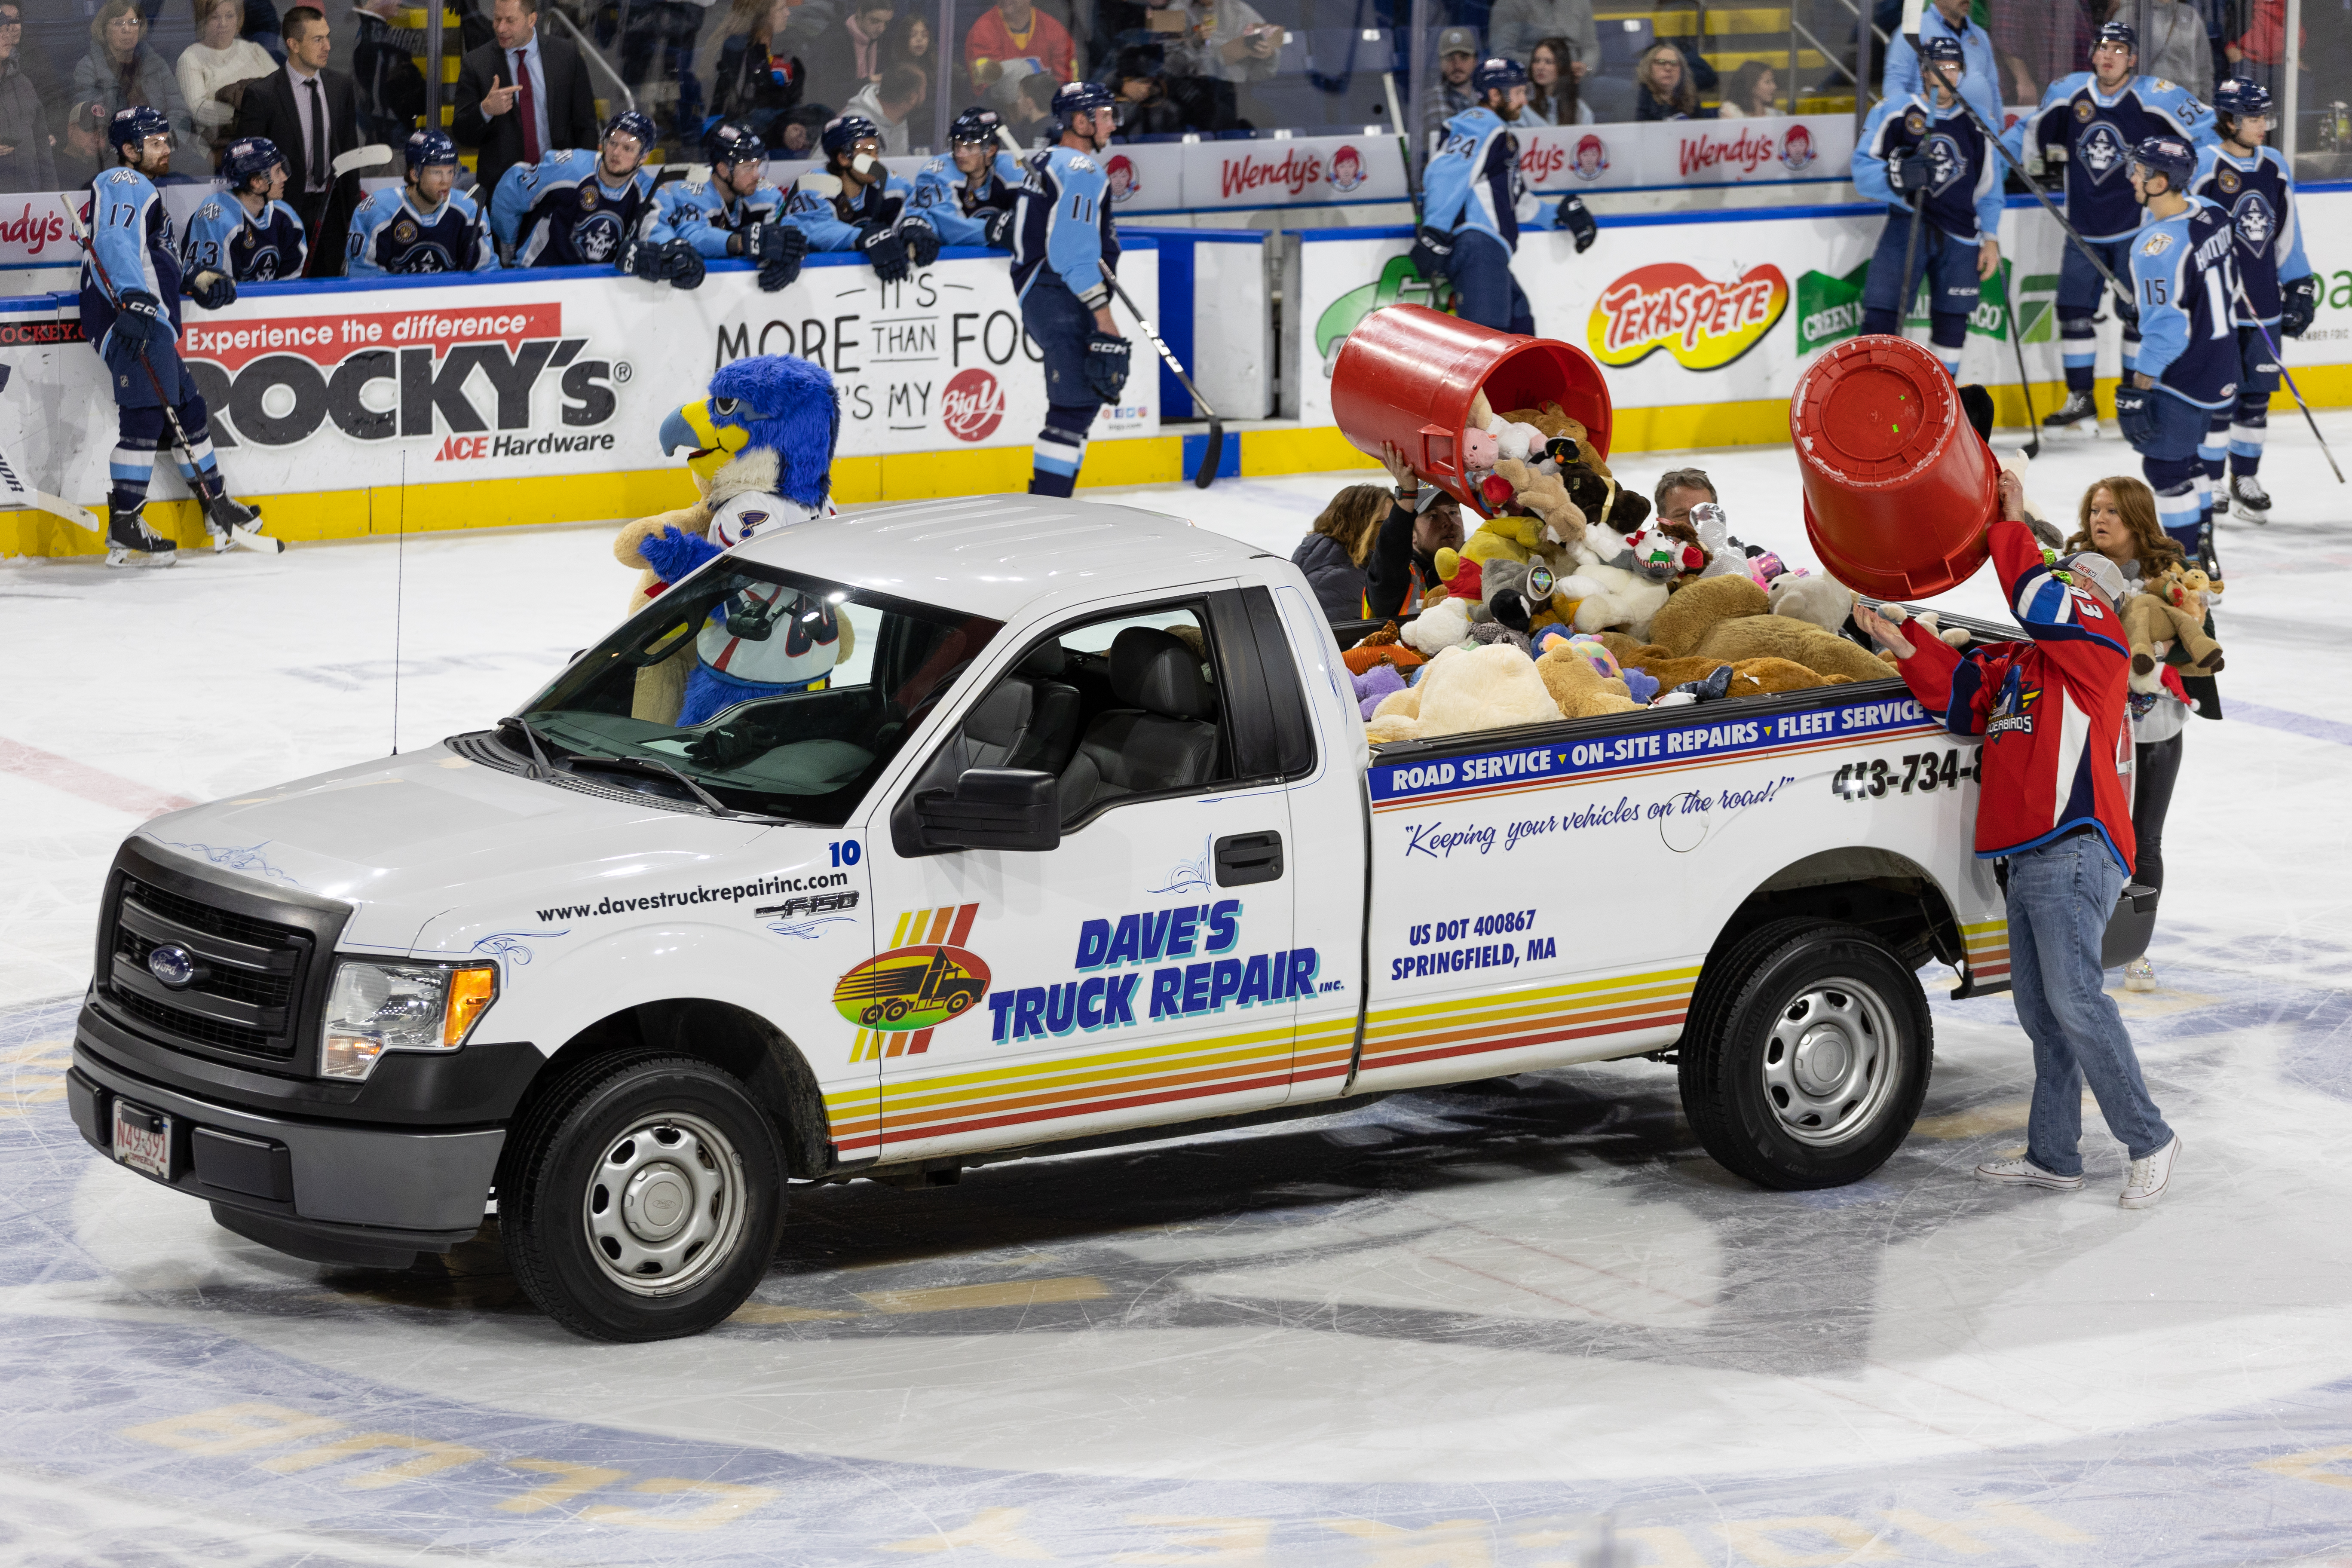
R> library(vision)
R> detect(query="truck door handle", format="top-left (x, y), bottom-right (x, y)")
top-left (1214, 831), bottom-right (1283, 887)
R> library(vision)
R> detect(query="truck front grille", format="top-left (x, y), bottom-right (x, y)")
top-left (94, 873), bottom-right (315, 1068)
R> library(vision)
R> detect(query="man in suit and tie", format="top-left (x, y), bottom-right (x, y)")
top-left (455, 0), bottom-right (600, 207)
top-left (230, 5), bottom-right (363, 276)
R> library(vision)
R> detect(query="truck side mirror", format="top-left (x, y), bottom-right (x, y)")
top-left (914, 768), bottom-right (1061, 853)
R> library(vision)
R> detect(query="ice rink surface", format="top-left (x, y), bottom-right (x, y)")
top-left (3, 420), bottom-right (2352, 1565)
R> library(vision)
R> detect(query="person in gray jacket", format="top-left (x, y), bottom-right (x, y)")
top-left (1291, 483), bottom-right (1390, 624)
top-left (1488, 0), bottom-right (1596, 73)
top-left (0, 2), bottom-right (57, 195)
top-left (72, 0), bottom-right (195, 142)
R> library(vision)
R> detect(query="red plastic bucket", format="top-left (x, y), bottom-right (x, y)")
top-left (1332, 304), bottom-right (1614, 516)
top-left (1788, 333), bottom-right (1997, 600)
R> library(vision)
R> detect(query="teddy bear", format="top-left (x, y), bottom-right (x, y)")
top-left (1766, 571), bottom-right (1856, 635)
top-left (1429, 548), bottom-right (1484, 603)
top-left (2119, 590), bottom-right (2225, 686)
top-left (1401, 594), bottom-right (1478, 657)
top-left (1367, 643), bottom-right (1564, 741)
top-left (1458, 510), bottom-right (1550, 568)
top-left (1353, 661), bottom-right (1410, 718)
top-left (1647, 572), bottom-right (1767, 652)
top-left (1536, 642), bottom-right (1642, 718)
top-left (1687, 615), bottom-right (1897, 683)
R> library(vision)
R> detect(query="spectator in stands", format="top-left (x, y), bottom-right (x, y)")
top-left (2224, 0), bottom-right (2294, 101)
top-left (1111, 46), bottom-right (1183, 137)
top-left (777, 104), bottom-right (829, 153)
top-left (1523, 36), bottom-right (1589, 124)
top-left (966, 0), bottom-right (1075, 95)
top-left (842, 61), bottom-right (925, 153)
top-left (1150, 0), bottom-right (1283, 86)
top-left (1003, 64), bottom-right (1058, 143)
top-left (883, 11), bottom-right (932, 80)
top-left (619, 0), bottom-right (719, 139)
top-left (1632, 40), bottom-right (1709, 119)
top-left (805, 0), bottom-right (893, 104)
top-left (1488, 0), bottom-right (1594, 76)
top-left (242, 0), bottom-right (284, 64)
top-left (1421, 26), bottom-right (1479, 125)
top-left (1293, 484), bottom-right (1390, 624)
top-left (1883, 0), bottom-right (2000, 132)
top-left (455, 0), bottom-right (600, 212)
top-left (75, 0), bottom-right (195, 141)
top-left (2133, 0), bottom-right (2211, 99)
top-left (55, 99), bottom-right (111, 190)
top-left (712, 0), bottom-right (807, 140)
top-left (231, 4), bottom-right (360, 273)
top-left (179, 0), bottom-right (277, 168)
top-left (0, 4), bottom-right (54, 195)
top-left (350, 0), bottom-right (430, 145)
top-left (1715, 60), bottom-right (1779, 116)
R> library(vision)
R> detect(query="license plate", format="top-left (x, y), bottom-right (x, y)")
top-left (111, 1098), bottom-right (172, 1179)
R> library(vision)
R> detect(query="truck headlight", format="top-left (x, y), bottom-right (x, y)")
top-left (322, 960), bottom-right (498, 1081)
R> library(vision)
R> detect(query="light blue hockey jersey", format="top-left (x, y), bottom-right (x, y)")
top-left (1420, 105), bottom-right (1528, 253)
top-left (906, 151), bottom-right (1023, 245)
top-left (181, 195), bottom-right (308, 282)
top-left (1008, 147), bottom-right (1117, 305)
top-left (649, 177), bottom-right (787, 256)
top-left (346, 185), bottom-right (495, 275)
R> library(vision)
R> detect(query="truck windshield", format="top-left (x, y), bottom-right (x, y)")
top-left (514, 561), bottom-right (1003, 826)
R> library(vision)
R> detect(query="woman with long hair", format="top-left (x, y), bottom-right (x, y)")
top-left (74, 0), bottom-right (194, 139)
top-left (711, 0), bottom-right (806, 141)
top-left (883, 11), bottom-right (934, 78)
top-left (1292, 483), bottom-right (1393, 624)
top-left (2062, 475), bottom-right (2210, 991)
top-left (1632, 40), bottom-right (1708, 120)
top-left (178, 0), bottom-right (275, 165)
top-left (1525, 37), bottom-right (1589, 126)
top-left (1716, 59), bottom-right (1779, 116)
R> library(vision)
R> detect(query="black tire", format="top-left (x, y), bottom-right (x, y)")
top-left (501, 1051), bottom-right (785, 1341)
top-left (1678, 919), bottom-right (1932, 1190)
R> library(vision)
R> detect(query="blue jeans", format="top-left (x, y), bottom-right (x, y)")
top-left (2006, 832), bottom-right (2175, 1176)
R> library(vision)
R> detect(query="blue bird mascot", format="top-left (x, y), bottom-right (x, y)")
top-left (612, 354), bottom-right (843, 726)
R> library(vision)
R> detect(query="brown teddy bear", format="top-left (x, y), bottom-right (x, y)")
top-left (1646, 573), bottom-right (1768, 654)
top-left (1536, 643), bottom-right (1642, 717)
top-left (2119, 590), bottom-right (2224, 684)
top-left (1689, 615), bottom-right (1898, 683)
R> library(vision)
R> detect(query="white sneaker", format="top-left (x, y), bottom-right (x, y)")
top-left (2119, 1135), bottom-right (2182, 1209)
top-left (2124, 957), bottom-right (2157, 992)
top-left (1975, 1157), bottom-right (2085, 1191)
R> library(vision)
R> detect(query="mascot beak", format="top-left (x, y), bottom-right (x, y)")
top-left (661, 398), bottom-right (751, 485)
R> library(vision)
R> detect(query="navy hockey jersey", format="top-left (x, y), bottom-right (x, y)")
top-left (346, 186), bottom-right (494, 275)
top-left (1008, 147), bottom-right (1119, 306)
top-left (2132, 203), bottom-right (2241, 408)
top-left (1421, 105), bottom-right (1527, 252)
top-left (182, 195), bottom-right (308, 282)
top-left (2006, 74), bottom-right (2210, 241)
top-left (491, 148), bottom-right (655, 266)
top-left (2190, 142), bottom-right (2309, 325)
top-left (1854, 92), bottom-right (2004, 243)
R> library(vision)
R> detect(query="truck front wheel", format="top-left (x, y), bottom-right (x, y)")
top-left (1678, 919), bottom-right (1932, 1190)
top-left (501, 1052), bottom-right (785, 1341)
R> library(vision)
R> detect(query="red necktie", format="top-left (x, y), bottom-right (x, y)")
top-left (515, 50), bottom-right (539, 163)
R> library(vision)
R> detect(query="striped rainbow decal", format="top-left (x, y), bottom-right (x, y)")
top-left (1960, 917), bottom-right (2011, 985)
top-left (1359, 963), bottom-right (1703, 1076)
top-left (825, 1016), bottom-right (1360, 1157)
top-left (845, 903), bottom-right (981, 1064)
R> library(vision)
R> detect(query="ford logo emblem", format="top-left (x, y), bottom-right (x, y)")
top-left (147, 944), bottom-right (198, 989)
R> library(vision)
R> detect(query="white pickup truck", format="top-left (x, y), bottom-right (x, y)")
top-left (67, 496), bottom-right (2026, 1341)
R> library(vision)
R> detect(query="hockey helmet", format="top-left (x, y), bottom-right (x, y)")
top-left (821, 113), bottom-right (881, 159)
top-left (1049, 79), bottom-right (1115, 135)
top-left (949, 107), bottom-right (1004, 147)
top-left (222, 135), bottom-right (288, 187)
top-left (402, 128), bottom-right (458, 172)
top-left (2092, 19), bottom-right (2138, 52)
top-left (705, 119), bottom-right (767, 169)
top-left (107, 104), bottom-right (173, 153)
top-left (2213, 76), bottom-right (2273, 118)
top-left (1473, 55), bottom-right (1529, 94)
top-left (2129, 133), bottom-right (2196, 191)
top-left (1920, 34), bottom-right (1965, 66)
top-left (604, 110), bottom-right (658, 155)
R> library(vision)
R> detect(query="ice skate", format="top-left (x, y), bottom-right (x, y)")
top-left (103, 506), bottom-right (176, 569)
top-left (2042, 389), bottom-right (2099, 429)
top-left (2124, 956), bottom-right (2156, 991)
top-left (202, 487), bottom-right (282, 554)
top-left (2228, 473), bottom-right (2270, 521)
top-left (1975, 1157), bottom-right (2085, 1191)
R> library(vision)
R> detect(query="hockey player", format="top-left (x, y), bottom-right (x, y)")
top-left (346, 130), bottom-right (496, 276)
top-left (2006, 22), bottom-right (2210, 428)
top-left (2189, 77), bottom-right (2313, 522)
top-left (781, 114), bottom-right (940, 282)
top-left (906, 108), bottom-right (1024, 248)
top-left (641, 120), bottom-right (805, 293)
top-left (182, 137), bottom-right (309, 284)
top-left (1411, 57), bottom-right (1597, 335)
top-left (1853, 36), bottom-right (2003, 378)
top-left (491, 110), bottom-right (659, 270)
top-left (79, 106), bottom-right (267, 567)
top-left (1006, 81), bottom-right (1129, 497)
top-left (2112, 134), bottom-right (2239, 574)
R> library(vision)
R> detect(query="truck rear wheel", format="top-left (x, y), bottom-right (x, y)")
top-left (1678, 919), bottom-right (1932, 1190)
top-left (501, 1052), bottom-right (785, 1341)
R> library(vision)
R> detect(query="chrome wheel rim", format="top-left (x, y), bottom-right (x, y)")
top-left (1760, 978), bottom-right (1900, 1147)
top-left (582, 1111), bottom-right (746, 1297)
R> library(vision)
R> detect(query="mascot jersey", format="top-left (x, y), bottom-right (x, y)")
top-left (347, 187), bottom-right (495, 275)
top-left (1008, 148), bottom-right (1118, 305)
top-left (2005, 75), bottom-right (2209, 240)
top-left (182, 196), bottom-right (308, 282)
top-left (2190, 142), bottom-right (2308, 325)
top-left (491, 150), bottom-right (654, 266)
top-left (784, 170), bottom-right (912, 249)
top-left (906, 151), bottom-right (1023, 245)
top-left (1854, 93), bottom-right (2004, 243)
top-left (1421, 106), bottom-right (1530, 254)
top-left (647, 178), bottom-right (787, 256)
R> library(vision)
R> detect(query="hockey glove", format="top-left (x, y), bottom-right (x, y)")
top-left (2111, 382), bottom-right (2158, 448)
top-left (1406, 226), bottom-right (1454, 281)
top-left (2110, 285), bottom-right (2139, 330)
top-left (662, 237), bottom-right (706, 290)
top-left (858, 223), bottom-right (909, 282)
top-left (188, 270), bottom-right (236, 310)
top-left (114, 289), bottom-right (166, 343)
top-left (2035, 144), bottom-right (2067, 191)
top-left (1084, 331), bottom-right (1132, 405)
top-left (753, 220), bottom-right (806, 292)
top-left (982, 205), bottom-right (1016, 249)
top-left (2282, 273), bottom-right (2319, 337)
top-left (625, 239), bottom-right (666, 282)
top-left (1556, 195), bottom-right (1598, 254)
top-left (1886, 152), bottom-right (1933, 194)
top-left (637, 524), bottom-right (723, 583)
top-left (898, 214), bottom-right (941, 268)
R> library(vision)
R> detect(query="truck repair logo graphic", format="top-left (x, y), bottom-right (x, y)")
top-left (178, 301), bottom-right (620, 450)
top-left (1588, 261), bottom-right (1789, 370)
top-left (941, 366), bottom-right (1007, 442)
top-left (839, 903), bottom-right (987, 1061)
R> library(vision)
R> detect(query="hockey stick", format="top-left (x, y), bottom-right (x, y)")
top-left (1998, 259), bottom-right (2041, 456)
top-left (997, 124), bottom-right (1224, 488)
top-left (2233, 273), bottom-right (2344, 484)
top-left (1932, 79), bottom-right (2131, 304)
top-left (1382, 72), bottom-right (1422, 227)
top-left (0, 367), bottom-right (101, 533)
top-left (1898, 191), bottom-right (1924, 337)
top-left (330, 144), bottom-right (394, 178)
top-left (64, 199), bottom-right (283, 554)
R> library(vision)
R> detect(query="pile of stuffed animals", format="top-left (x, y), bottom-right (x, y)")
top-left (1349, 392), bottom-right (1911, 745)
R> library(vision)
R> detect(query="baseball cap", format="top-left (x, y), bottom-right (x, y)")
top-left (1438, 26), bottom-right (1479, 56)
top-left (2059, 552), bottom-right (2127, 606)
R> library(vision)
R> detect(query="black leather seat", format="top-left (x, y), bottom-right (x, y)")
top-left (1007, 643), bottom-right (1082, 775)
top-left (1057, 627), bottom-right (1221, 822)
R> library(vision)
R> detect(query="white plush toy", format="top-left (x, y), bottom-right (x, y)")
top-left (1551, 520), bottom-right (1670, 639)
top-left (1767, 571), bottom-right (1857, 634)
top-left (1488, 417), bottom-right (1553, 466)
top-left (1401, 594), bottom-right (1476, 656)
